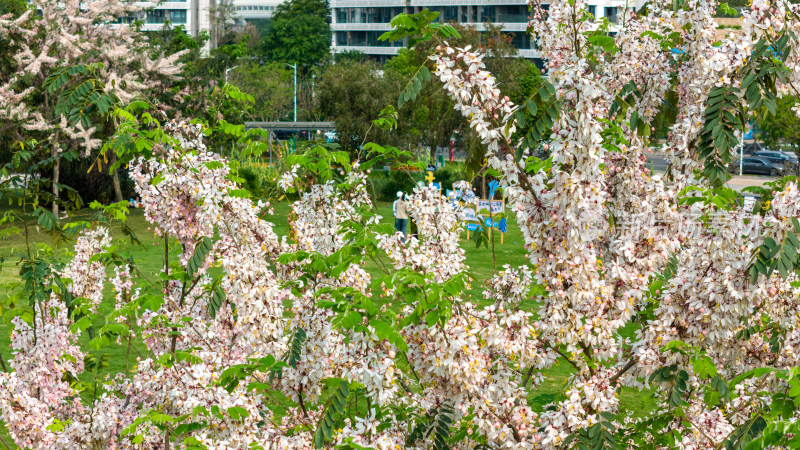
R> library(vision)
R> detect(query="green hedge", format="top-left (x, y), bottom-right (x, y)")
top-left (238, 164), bottom-right (282, 201)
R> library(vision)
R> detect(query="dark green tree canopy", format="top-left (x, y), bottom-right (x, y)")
top-left (316, 60), bottom-right (399, 153)
top-left (260, 0), bottom-right (331, 69)
top-left (0, 0), bottom-right (26, 16)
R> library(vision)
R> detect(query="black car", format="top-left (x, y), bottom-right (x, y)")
top-left (753, 151), bottom-right (798, 170)
top-left (728, 157), bottom-right (786, 176)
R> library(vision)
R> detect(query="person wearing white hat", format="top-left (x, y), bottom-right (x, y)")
top-left (392, 191), bottom-right (408, 240)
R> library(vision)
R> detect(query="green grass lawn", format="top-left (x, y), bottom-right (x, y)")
top-left (0, 198), bottom-right (654, 445)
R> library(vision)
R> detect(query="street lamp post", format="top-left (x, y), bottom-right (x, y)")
top-left (286, 63), bottom-right (297, 122)
top-left (740, 123), bottom-right (752, 177)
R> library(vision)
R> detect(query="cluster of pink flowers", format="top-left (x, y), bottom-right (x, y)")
top-left (425, 0), bottom-right (800, 445)
top-left (0, 0), bottom-right (184, 156)
top-left (4, 0), bottom-right (800, 447)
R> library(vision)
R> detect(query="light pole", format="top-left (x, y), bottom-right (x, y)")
top-left (739, 130), bottom-right (744, 177)
top-left (286, 63), bottom-right (297, 122)
top-left (225, 65), bottom-right (238, 84)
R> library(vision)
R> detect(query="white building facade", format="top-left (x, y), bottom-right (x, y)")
top-left (138, 0), bottom-right (211, 37)
top-left (136, 0), bottom-right (283, 53)
top-left (233, 0), bottom-right (283, 21)
top-left (331, 0), bottom-right (640, 63)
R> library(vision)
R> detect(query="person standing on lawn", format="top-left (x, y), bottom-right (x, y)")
top-left (393, 191), bottom-right (408, 240)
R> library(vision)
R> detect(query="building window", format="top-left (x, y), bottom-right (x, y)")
top-left (496, 4), bottom-right (527, 23)
top-left (604, 7), bottom-right (618, 23)
top-left (588, 5), bottom-right (596, 16)
top-left (481, 5), bottom-right (495, 22)
top-left (168, 9), bottom-right (186, 24)
top-left (146, 9), bottom-right (165, 24)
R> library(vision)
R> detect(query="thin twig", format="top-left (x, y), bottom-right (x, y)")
top-left (545, 341), bottom-right (582, 373)
top-left (609, 358), bottom-right (637, 386)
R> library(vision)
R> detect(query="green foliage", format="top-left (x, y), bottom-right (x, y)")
top-left (186, 237), bottom-right (213, 279)
top-left (313, 379), bottom-right (350, 448)
top-left (237, 164), bottom-right (282, 201)
top-left (379, 9), bottom-right (460, 47)
top-left (677, 185), bottom-right (740, 215)
top-left (397, 65), bottom-right (431, 109)
top-left (226, 62), bottom-right (294, 121)
top-left (608, 80), bottom-right (654, 143)
top-left (650, 365), bottom-right (690, 408)
top-left (207, 282), bottom-right (227, 320)
top-left (0, 0), bottom-right (27, 16)
top-left (698, 85), bottom-right (744, 185)
top-left (748, 217), bottom-right (800, 281)
top-left (405, 401), bottom-right (455, 449)
top-left (217, 355), bottom-right (281, 393)
top-left (697, 32), bottom-right (795, 186)
top-left (260, 0), bottom-right (331, 68)
top-left (368, 170), bottom-right (424, 202)
top-left (564, 412), bottom-right (618, 449)
top-left (756, 95), bottom-right (800, 154)
top-left (316, 60), bottom-right (399, 153)
top-left (432, 165), bottom-right (466, 192)
top-left (286, 327), bottom-right (307, 369)
top-left (44, 63), bottom-right (118, 129)
top-left (514, 80), bottom-right (559, 161)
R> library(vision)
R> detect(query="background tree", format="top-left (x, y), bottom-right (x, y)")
top-left (0, 0), bottom-right (27, 156)
top-left (756, 95), bottom-right (800, 153)
top-left (0, 0), bottom-right (184, 215)
top-left (227, 62), bottom-right (293, 121)
top-left (383, 22), bottom-right (546, 175)
top-left (260, 0), bottom-right (331, 69)
top-left (316, 60), bottom-right (398, 153)
top-left (207, 0), bottom-right (238, 51)
top-left (0, 0), bottom-right (25, 16)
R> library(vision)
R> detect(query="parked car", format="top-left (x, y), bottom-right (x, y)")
top-left (742, 142), bottom-right (768, 155)
top-left (728, 157), bottom-right (786, 176)
top-left (753, 150), bottom-right (798, 171)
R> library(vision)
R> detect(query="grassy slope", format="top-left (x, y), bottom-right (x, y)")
top-left (0, 199), bottom-right (655, 446)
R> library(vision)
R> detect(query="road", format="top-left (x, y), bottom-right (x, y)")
top-left (645, 153), bottom-right (778, 191)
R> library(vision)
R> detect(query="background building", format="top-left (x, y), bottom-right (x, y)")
top-left (330, 0), bottom-right (641, 63)
top-left (233, 0), bottom-right (284, 22)
top-left (136, 0), bottom-right (213, 52)
top-left (136, 0), bottom-right (283, 53)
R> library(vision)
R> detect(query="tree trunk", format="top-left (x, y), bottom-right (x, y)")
top-left (51, 152), bottom-right (60, 218)
top-left (112, 168), bottom-right (123, 203)
top-left (110, 154), bottom-right (123, 203)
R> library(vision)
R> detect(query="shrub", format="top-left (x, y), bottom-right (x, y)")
top-left (369, 170), bottom-right (424, 202)
top-left (238, 164), bottom-right (283, 201)
top-left (432, 164), bottom-right (467, 192)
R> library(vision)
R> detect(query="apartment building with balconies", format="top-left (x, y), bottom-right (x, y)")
top-left (331, 0), bottom-right (641, 63)
top-left (136, 0), bottom-right (284, 53)
top-left (233, 0), bottom-right (283, 21)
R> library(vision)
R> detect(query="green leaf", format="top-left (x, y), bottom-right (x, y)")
top-left (630, 110), bottom-right (639, 131)
top-left (313, 379), bottom-right (350, 448)
top-left (287, 328), bottom-right (307, 369)
top-left (538, 86), bottom-right (551, 102)
top-left (588, 35), bottom-right (617, 53)
top-left (419, 65), bottom-right (432, 82)
top-left (424, 310), bottom-right (439, 327)
top-left (228, 406), bottom-right (249, 422)
top-left (691, 355), bottom-right (717, 379)
top-left (526, 99), bottom-right (538, 116)
top-left (372, 319), bottom-right (408, 351)
top-left (187, 237), bottom-right (213, 278)
top-left (730, 367), bottom-right (777, 387)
